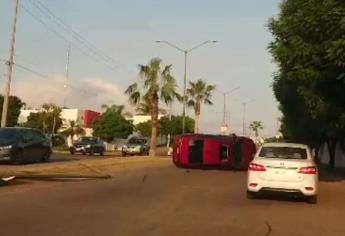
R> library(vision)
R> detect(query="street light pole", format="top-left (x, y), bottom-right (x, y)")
top-left (156, 40), bottom-right (217, 133)
top-left (241, 99), bottom-right (254, 136)
top-left (1, 0), bottom-right (19, 128)
top-left (242, 102), bottom-right (247, 136)
top-left (182, 50), bottom-right (187, 133)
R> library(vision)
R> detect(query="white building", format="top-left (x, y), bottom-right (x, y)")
top-left (129, 115), bottom-right (164, 126)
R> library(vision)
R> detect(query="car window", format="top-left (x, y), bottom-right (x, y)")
top-left (259, 146), bottom-right (307, 159)
top-left (31, 130), bottom-right (46, 140)
top-left (0, 129), bottom-right (19, 145)
top-left (78, 137), bottom-right (97, 144)
top-left (128, 138), bottom-right (146, 145)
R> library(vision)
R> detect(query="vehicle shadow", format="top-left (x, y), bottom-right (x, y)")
top-left (253, 192), bottom-right (307, 203)
top-left (318, 165), bottom-right (345, 182)
top-left (0, 179), bottom-right (30, 188)
top-left (179, 165), bottom-right (248, 172)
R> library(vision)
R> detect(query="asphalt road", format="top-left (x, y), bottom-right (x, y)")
top-left (0, 158), bottom-right (345, 236)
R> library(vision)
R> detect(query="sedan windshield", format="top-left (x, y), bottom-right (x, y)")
top-left (259, 146), bottom-right (307, 159)
top-left (78, 137), bottom-right (97, 144)
top-left (128, 138), bottom-right (146, 145)
top-left (0, 129), bottom-right (19, 145)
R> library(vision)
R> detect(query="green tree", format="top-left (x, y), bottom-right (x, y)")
top-left (93, 108), bottom-right (133, 142)
top-left (25, 103), bottom-right (63, 134)
top-left (0, 95), bottom-right (25, 127)
top-left (160, 115), bottom-right (194, 136)
top-left (125, 57), bottom-right (180, 157)
top-left (186, 79), bottom-right (215, 134)
top-left (135, 120), bottom-right (153, 137)
top-left (269, 0), bottom-right (345, 167)
top-left (249, 121), bottom-right (263, 137)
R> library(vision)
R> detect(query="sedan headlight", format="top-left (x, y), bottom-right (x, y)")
top-left (86, 144), bottom-right (91, 148)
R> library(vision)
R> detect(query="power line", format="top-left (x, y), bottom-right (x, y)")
top-left (21, 2), bottom-right (117, 72)
top-left (4, 59), bottom-right (99, 97)
top-left (32, 0), bottom-right (116, 65)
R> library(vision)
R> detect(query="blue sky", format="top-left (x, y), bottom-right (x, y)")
top-left (0, 0), bottom-right (281, 137)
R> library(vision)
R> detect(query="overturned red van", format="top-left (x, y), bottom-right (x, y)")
top-left (172, 134), bottom-right (256, 170)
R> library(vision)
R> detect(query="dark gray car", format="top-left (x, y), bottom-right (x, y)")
top-left (70, 137), bottom-right (105, 156)
top-left (0, 128), bottom-right (52, 164)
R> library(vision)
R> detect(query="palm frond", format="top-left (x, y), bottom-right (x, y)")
top-left (129, 91), bottom-right (141, 105)
top-left (204, 98), bottom-right (213, 105)
top-left (125, 83), bottom-right (138, 95)
top-left (187, 99), bottom-right (196, 107)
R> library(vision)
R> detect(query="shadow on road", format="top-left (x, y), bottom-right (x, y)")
top-left (0, 179), bottom-right (30, 188)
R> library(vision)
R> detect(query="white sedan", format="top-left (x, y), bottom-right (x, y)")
top-left (247, 142), bottom-right (318, 204)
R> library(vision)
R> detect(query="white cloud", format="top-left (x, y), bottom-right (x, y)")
top-left (11, 75), bottom-right (129, 111)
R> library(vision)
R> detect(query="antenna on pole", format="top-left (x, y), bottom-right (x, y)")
top-left (63, 44), bottom-right (71, 108)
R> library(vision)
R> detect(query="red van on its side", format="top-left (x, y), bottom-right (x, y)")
top-left (172, 134), bottom-right (256, 170)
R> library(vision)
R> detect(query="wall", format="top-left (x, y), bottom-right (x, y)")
top-left (83, 110), bottom-right (100, 128)
top-left (17, 109), bottom-right (39, 124)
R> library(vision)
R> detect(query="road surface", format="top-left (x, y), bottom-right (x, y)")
top-left (0, 158), bottom-right (345, 236)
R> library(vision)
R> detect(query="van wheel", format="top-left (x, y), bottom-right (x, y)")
top-left (307, 195), bottom-right (317, 204)
top-left (246, 191), bottom-right (256, 200)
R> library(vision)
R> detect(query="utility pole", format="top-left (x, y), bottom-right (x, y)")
top-left (222, 93), bottom-right (227, 124)
top-left (242, 102), bottom-right (246, 136)
top-left (1, 0), bottom-right (20, 128)
top-left (63, 44), bottom-right (71, 108)
top-left (217, 87), bottom-right (239, 135)
top-left (241, 99), bottom-right (254, 136)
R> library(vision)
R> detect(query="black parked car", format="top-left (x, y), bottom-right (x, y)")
top-left (0, 128), bottom-right (52, 164)
top-left (70, 137), bottom-right (105, 156)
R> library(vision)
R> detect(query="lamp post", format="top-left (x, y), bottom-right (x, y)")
top-left (242, 99), bottom-right (254, 136)
top-left (156, 40), bottom-right (217, 133)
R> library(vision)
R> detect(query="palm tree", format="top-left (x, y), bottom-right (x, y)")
top-left (187, 79), bottom-right (216, 134)
top-left (249, 121), bottom-right (263, 137)
top-left (125, 57), bottom-right (180, 157)
top-left (60, 120), bottom-right (85, 146)
top-left (135, 96), bottom-right (167, 115)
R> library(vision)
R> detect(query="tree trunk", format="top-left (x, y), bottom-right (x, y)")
top-left (52, 114), bottom-right (56, 134)
top-left (326, 139), bottom-right (337, 169)
top-left (194, 113), bottom-right (200, 134)
top-left (149, 95), bottom-right (158, 157)
top-left (194, 100), bottom-right (201, 134)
